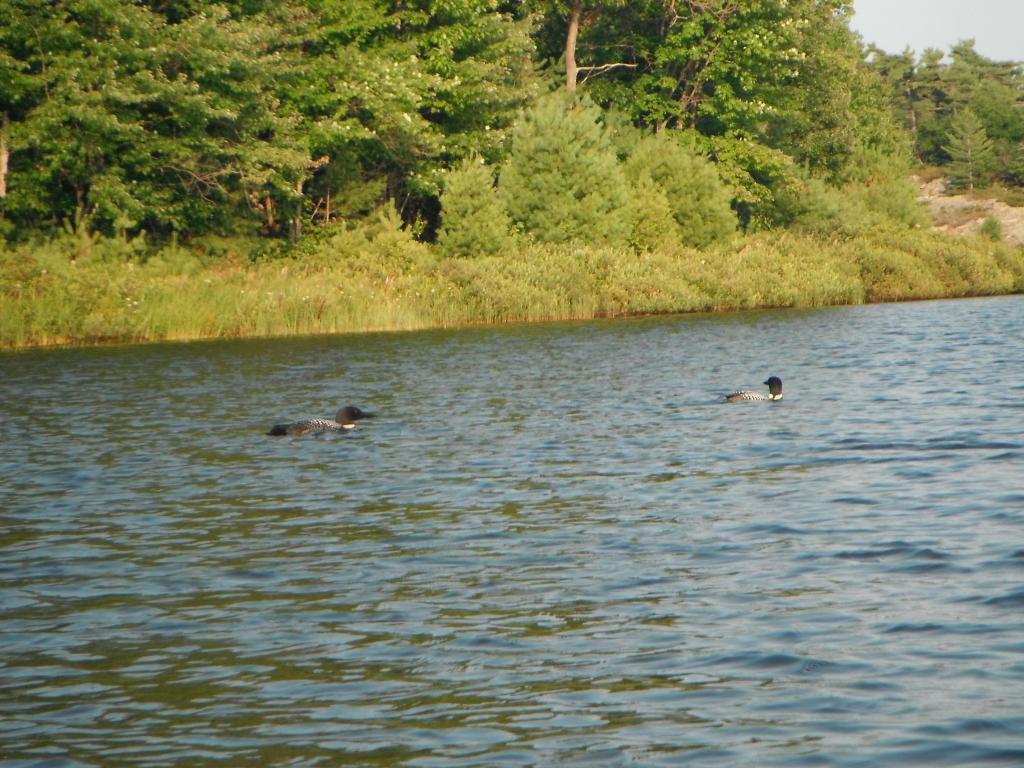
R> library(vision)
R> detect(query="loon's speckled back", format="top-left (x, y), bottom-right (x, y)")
top-left (725, 376), bottom-right (783, 402)
top-left (268, 405), bottom-right (375, 436)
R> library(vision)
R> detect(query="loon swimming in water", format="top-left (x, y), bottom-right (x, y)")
top-left (268, 405), bottom-right (375, 436)
top-left (725, 376), bottom-right (783, 402)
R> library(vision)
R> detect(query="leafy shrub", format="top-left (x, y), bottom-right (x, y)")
top-left (316, 206), bottom-right (433, 278)
top-left (684, 232), bottom-right (865, 308)
top-left (978, 216), bottom-right (1003, 241)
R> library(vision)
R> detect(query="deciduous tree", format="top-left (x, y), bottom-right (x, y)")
top-left (0, 0), bottom-right (306, 238)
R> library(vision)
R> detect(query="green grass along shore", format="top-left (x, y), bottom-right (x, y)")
top-left (3, 223), bottom-right (1023, 350)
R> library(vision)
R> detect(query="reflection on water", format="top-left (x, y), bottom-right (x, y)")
top-left (2, 296), bottom-right (1023, 766)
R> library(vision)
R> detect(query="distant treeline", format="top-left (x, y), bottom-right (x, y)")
top-left (0, 1), bottom-right (1022, 250)
top-left (870, 42), bottom-right (1024, 192)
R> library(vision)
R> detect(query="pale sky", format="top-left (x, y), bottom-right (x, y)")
top-left (848, 0), bottom-right (1024, 62)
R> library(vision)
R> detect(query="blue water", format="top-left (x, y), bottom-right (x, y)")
top-left (2, 296), bottom-right (1023, 766)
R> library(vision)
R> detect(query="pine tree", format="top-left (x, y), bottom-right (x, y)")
top-left (625, 174), bottom-right (679, 251)
top-left (623, 134), bottom-right (736, 248)
top-left (944, 108), bottom-right (996, 191)
top-left (498, 92), bottom-right (629, 246)
top-left (438, 157), bottom-right (512, 258)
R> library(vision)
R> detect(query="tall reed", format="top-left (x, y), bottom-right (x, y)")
top-left (2, 225), bottom-right (1022, 349)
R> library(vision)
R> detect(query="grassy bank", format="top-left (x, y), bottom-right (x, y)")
top-left (2, 220), bottom-right (1023, 349)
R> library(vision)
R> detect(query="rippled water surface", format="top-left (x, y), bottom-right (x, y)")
top-left (2, 296), bottom-right (1024, 766)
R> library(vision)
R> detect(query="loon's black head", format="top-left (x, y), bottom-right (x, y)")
top-left (335, 405), bottom-right (375, 425)
top-left (763, 376), bottom-right (783, 397)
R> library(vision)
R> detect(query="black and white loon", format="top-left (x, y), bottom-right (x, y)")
top-left (725, 376), bottom-right (783, 402)
top-left (268, 405), bottom-right (375, 436)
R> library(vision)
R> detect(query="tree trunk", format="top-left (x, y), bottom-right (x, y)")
top-left (265, 195), bottom-right (275, 232)
top-left (0, 136), bottom-right (7, 199)
top-left (906, 89), bottom-right (918, 154)
top-left (565, 1), bottom-right (582, 94)
top-left (0, 117), bottom-right (8, 198)
top-left (290, 178), bottom-right (303, 242)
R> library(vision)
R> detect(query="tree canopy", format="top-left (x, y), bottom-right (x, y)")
top-left (1, 0), bottom-right (1020, 247)
top-left (868, 39), bottom-right (1024, 186)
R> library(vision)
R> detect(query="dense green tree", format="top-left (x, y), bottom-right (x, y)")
top-left (438, 156), bottom-right (512, 257)
top-left (761, 1), bottom-right (865, 179)
top-left (0, 0), bottom-right (308, 238)
top-left (499, 92), bottom-right (629, 245)
top-left (905, 48), bottom-right (954, 165)
top-left (864, 47), bottom-right (919, 139)
top-left (563, 0), bottom-right (862, 155)
top-left (706, 136), bottom-right (805, 230)
top-left (942, 42), bottom-right (1024, 185)
top-left (968, 78), bottom-right (1024, 183)
top-left (0, 0), bottom-right (539, 240)
top-left (537, 0), bottom-right (635, 93)
top-left (532, 0), bottom-right (902, 221)
top-left (2, 0), bottom-right (1015, 249)
top-left (624, 174), bottom-right (678, 251)
top-left (944, 107), bottom-right (997, 190)
top-left (869, 40), bottom-right (1024, 187)
top-left (623, 133), bottom-right (735, 247)
top-left (290, 0), bottom-right (538, 230)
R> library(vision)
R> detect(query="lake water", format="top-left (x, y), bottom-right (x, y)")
top-left (2, 296), bottom-right (1023, 767)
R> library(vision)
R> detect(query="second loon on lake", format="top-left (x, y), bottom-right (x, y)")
top-left (268, 405), bottom-right (375, 436)
top-left (725, 376), bottom-right (783, 402)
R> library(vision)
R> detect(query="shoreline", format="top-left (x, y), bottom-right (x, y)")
top-left (3, 227), bottom-right (1023, 351)
top-left (4, 289), bottom-right (1022, 354)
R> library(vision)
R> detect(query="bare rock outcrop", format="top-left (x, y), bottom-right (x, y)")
top-left (917, 176), bottom-right (1024, 247)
